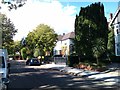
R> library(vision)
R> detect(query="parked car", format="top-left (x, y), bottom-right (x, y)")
top-left (0, 78), bottom-right (10, 90)
top-left (0, 73), bottom-right (4, 90)
top-left (53, 55), bottom-right (62, 57)
top-left (0, 49), bottom-right (10, 78)
top-left (0, 69), bottom-right (10, 90)
top-left (26, 58), bottom-right (41, 66)
top-left (0, 75), bottom-right (6, 90)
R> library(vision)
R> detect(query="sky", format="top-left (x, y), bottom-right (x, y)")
top-left (0, 0), bottom-right (119, 41)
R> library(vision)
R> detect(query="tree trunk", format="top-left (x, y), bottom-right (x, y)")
top-left (96, 57), bottom-right (99, 65)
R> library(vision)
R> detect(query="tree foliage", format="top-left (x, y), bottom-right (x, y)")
top-left (0, 13), bottom-right (17, 52)
top-left (26, 24), bottom-right (58, 56)
top-left (34, 48), bottom-right (40, 58)
top-left (75, 16), bottom-right (97, 56)
top-left (9, 41), bottom-right (21, 55)
top-left (92, 38), bottom-right (106, 64)
top-left (74, 2), bottom-right (108, 63)
top-left (1, 0), bottom-right (26, 11)
top-left (107, 28), bottom-right (115, 55)
top-left (21, 47), bottom-right (27, 60)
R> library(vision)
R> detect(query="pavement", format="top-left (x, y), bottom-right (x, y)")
top-left (40, 62), bottom-right (120, 88)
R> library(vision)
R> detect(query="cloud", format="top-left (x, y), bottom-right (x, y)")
top-left (1, 0), bottom-right (77, 41)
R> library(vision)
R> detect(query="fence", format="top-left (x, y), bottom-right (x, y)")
top-left (54, 57), bottom-right (67, 65)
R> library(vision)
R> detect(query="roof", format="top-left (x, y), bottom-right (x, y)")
top-left (109, 7), bottom-right (120, 27)
top-left (57, 35), bottom-right (63, 41)
top-left (57, 32), bottom-right (75, 41)
top-left (62, 32), bottom-right (75, 40)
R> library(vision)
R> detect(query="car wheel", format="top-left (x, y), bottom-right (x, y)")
top-left (2, 83), bottom-right (7, 90)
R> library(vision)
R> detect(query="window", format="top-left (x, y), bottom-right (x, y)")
top-left (116, 25), bottom-right (118, 28)
top-left (116, 29), bottom-right (120, 34)
top-left (117, 29), bottom-right (119, 34)
top-left (117, 43), bottom-right (120, 55)
top-left (0, 56), bottom-right (5, 68)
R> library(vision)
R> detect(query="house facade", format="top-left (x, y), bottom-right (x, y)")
top-left (54, 32), bottom-right (75, 56)
top-left (109, 6), bottom-right (120, 56)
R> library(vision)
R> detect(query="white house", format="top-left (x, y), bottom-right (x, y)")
top-left (54, 35), bottom-right (63, 55)
top-left (109, 6), bottom-right (120, 56)
top-left (54, 32), bottom-right (75, 56)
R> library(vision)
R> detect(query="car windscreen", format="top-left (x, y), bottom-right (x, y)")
top-left (0, 56), bottom-right (5, 68)
top-left (32, 59), bottom-right (39, 62)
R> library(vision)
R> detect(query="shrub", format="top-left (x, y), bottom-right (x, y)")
top-left (21, 47), bottom-right (27, 60)
top-left (67, 55), bottom-right (79, 67)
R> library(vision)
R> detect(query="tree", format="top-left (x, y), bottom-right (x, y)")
top-left (107, 28), bottom-right (115, 55)
top-left (0, 13), bottom-right (17, 53)
top-left (92, 38), bottom-right (106, 64)
top-left (75, 16), bottom-right (97, 57)
top-left (26, 24), bottom-right (58, 56)
top-left (74, 2), bottom-right (108, 64)
top-left (1, 0), bottom-right (51, 11)
top-left (21, 47), bottom-right (27, 60)
top-left (8, 40), bottom-right (21, 55)
top-left (107, 28), bottom-right (115, 61)
top-left (1, 0), bottom-right (26, 11)
top-left (34, 48), bottom-right (40, 58)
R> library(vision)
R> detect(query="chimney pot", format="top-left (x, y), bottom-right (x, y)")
top-left (110, 13), bottom-right (113, 20)
top-left (63, 33), bottom-right (65, 35)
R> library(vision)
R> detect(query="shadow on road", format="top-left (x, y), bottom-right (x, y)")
top-left (8, 60), bottom-right (120, 90)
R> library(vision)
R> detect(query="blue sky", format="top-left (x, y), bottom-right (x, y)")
top-left (0, 0), bottom-right (119, 41)
top-left (61, 1), bottom-right (118, 20)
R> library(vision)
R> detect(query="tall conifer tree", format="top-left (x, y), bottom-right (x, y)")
top-left (74, 2), bottom-right (108, 63)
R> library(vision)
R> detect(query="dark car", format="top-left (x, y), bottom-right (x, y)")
top-left (26, 58), bottom-right (41, 66)
top-left (53, 55), bottom-right (62, 57)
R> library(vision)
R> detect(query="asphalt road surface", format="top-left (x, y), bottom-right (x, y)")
top-left (8, 60), bottom-right (119, 90)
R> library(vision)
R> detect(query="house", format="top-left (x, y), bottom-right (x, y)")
top-left (109, 5), bottom-right (120, 56)
top-left (54, 32), bottom-right (75, 56)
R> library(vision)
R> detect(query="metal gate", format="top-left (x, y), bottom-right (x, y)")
top-left (54, 57), bottom-right (67, 65)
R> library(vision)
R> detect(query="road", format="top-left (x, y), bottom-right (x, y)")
top-left (8, 60), bottom-right (119, 90)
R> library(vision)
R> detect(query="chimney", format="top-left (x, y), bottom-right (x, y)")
top-left (63, 33), bottom-right (65, 36)
top-left (110, 13), bottom-right (113, 20)
top-left (118, 1), bottom-right (120, 8)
